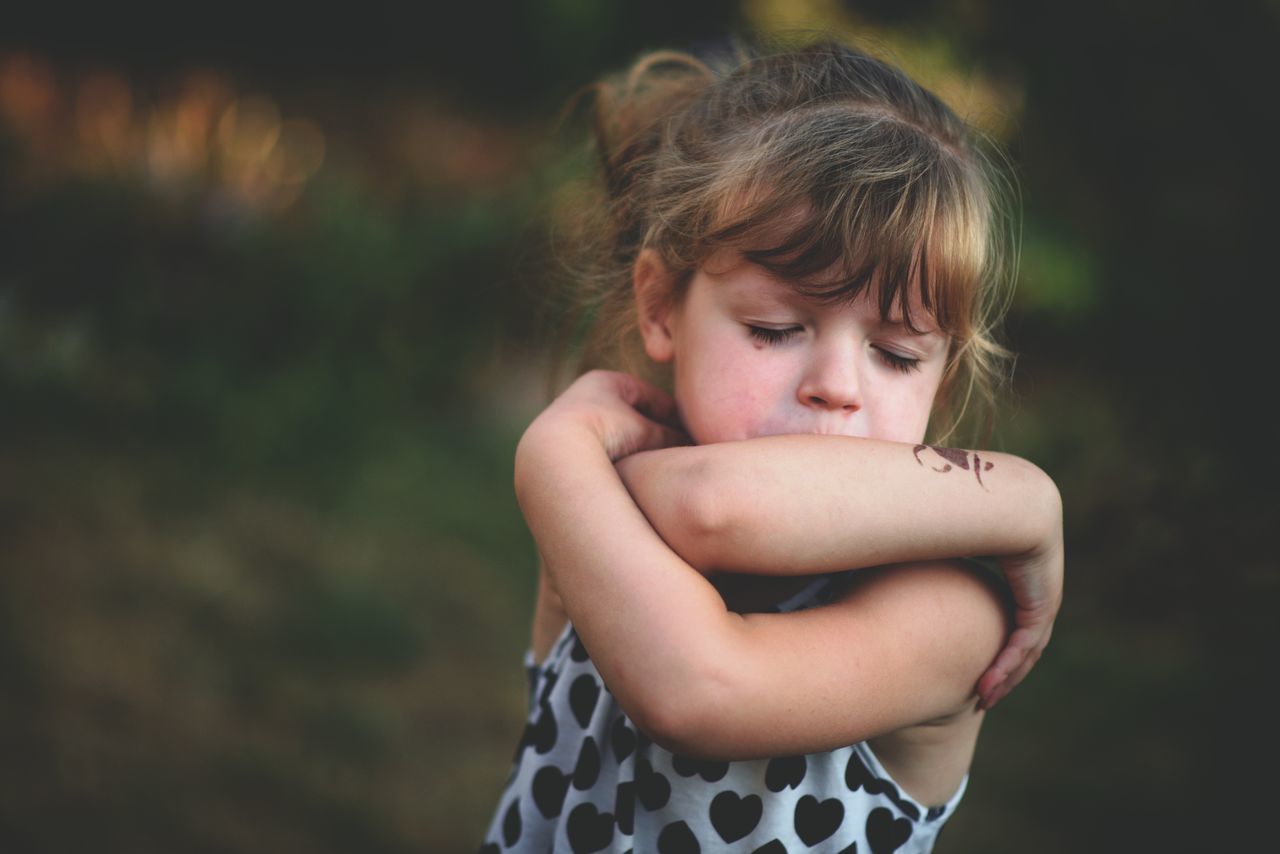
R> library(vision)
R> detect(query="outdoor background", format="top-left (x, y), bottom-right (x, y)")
top-left (2, 1), bottom-right (1276, 851)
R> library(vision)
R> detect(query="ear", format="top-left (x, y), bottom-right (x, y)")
top-left (633, 248), bottom-right (678, 363)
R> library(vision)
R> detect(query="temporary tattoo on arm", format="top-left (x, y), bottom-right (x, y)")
top-left (913, 444), bottom-right (995, 488)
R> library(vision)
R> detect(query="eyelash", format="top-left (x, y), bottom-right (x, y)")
top-left (746, 325), bottom-right (921, 374)
top-left (875, 347), bottom-right (921, 374)
top-left (746, 325), bottom-right (801, 345)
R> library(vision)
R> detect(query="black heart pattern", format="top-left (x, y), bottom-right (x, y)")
top-left (795, 794), bottom-right (845, 847)
top-left (538, 669), bottom-right (559, 706)
top-left (573, 737), bottom-right (601, 790)
top-left (566, 802), bottom-right (615, 854)
top-left (672, 755), bottom-right (729, 782)
top-left (525, 701), bottom-right (558, 755)
top-left (611, 716), bottom-right (637, 762)
top-left (710, 790), bottom-right (763, 843)
top-left (502, 798), bottom-right (522, 846)
top-left (570, 675), bottom-right (600, 729)
top-left (570, 633), bottom-right (590, 662)
top-left (532, 765), bottom-right (570, 818)
top-left (635, 758), bottom-right (671, 811)
top-left (614, 781), bottom-right (636, 835)
top-left (844, 752), bottom-right (874, 792)
top-left (765, 755), bottom-right (806, 792)
top-left (751, 841), bottom-right (787, 854)
top-left (866, 806), bottom-right (912, 854)
top-left (844, 753), bottom-right (919, 821)
top-left (657, 820), bottom-right (701, 854)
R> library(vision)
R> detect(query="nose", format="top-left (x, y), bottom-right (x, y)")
top-left (797, 340), bottom-right (862, 412)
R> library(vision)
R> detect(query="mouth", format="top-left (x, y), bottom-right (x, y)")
top-left (753, 425), bottom-right (867, 440)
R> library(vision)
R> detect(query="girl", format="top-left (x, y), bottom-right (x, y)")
top-left (482, 40), bottom-right (1063, 853)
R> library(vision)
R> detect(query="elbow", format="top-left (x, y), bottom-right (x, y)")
top-left (630, 694), bottom-right (702, 758)
top-left (632, 690), bottom-right (723, 761)
top-left (668, 452), bottom-right (739, 572)
top-left (624, 642), bottom-right (742, 760)
top-left (1012, 456), bottom-right (1064, 545)
top-left (622, 447), bottom-right (738, 572)
top-left (512, 422), bottom-right (548, 512)
top-left (1024, 464), bottom-right (1064, 563)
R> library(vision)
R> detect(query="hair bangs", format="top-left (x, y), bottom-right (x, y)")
top-left (694, 132), bottom-right (988, 339)
top-left (560, 40), bottom-right (1018, 443)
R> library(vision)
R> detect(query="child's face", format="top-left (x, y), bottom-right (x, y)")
top-left (641, 251), bottom-right (948, 446)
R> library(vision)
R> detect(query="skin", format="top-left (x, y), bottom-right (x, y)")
top-left (652, 249), bottom-right (950, 447)
top-left (631, 248), bottom-right (1061, 706)
top-left (519, 249), bottom-right (1063, 806)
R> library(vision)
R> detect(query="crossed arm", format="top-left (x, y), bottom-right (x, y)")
top-left (518, 372), bottom-right (1063, 759)
top-left (617, 435), bottom-right (1060, 580)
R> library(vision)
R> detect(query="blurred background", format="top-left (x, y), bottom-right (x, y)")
top-left (2, 1), bottom-right (1275, 851)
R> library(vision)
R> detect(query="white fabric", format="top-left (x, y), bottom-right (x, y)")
top-left (481, 572), bottom-right (967, 853)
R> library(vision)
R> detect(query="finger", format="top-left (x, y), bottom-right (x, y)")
top-left (977, 628), bottom-right (1038, 707)
top-left (617, 413), bottom-right (692, 459)
top-left (976, 663), bottom-right (1006, 703)
top-left (979, 664), bottom-right (1021, 710)
top-left (993, 629), bottom-right (1035, 675)
top-left (646, 419), bottom-right (693, 450)
top-left (980, 639), bottom-right (1047, 709)
top-left (982, 681), bottom-right (1011, 711)
top-left (976, 661), bottom-right (1013, 708)
top-left (988, 652), bottom-right (1038, 709)
top-left (986, 661), bottom-right (1029, 709)
top-left (615, 373), bottom-right (682, 429)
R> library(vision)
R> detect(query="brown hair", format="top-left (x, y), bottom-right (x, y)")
top-left (553, 38), bottom-right (1018, 442)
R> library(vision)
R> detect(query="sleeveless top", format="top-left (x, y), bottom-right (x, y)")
top-left (481, 572), bottom-right (967, 853)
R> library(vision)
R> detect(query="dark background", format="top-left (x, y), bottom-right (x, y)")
top-left (2, 2), bottom-right (1275, 851)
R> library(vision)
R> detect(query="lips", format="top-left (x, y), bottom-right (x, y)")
top-left (751, 423), bottom-right (868, 439)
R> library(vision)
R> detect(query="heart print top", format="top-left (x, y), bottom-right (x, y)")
top-left (481, 571), bottom-right (968, 853)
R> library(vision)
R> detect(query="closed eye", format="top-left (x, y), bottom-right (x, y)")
top-left (747, 325), bottom-right (802, 345)
top-left (874, 346), bottom-right (921, 374)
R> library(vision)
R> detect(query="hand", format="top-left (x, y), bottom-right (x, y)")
top-left (524, 370), bottom-right (690, 462)
top-left (977, 500), bottom-right (1064, 710)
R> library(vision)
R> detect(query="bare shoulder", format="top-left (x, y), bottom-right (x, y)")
top-left (831, 560), bottom-right (1011, 805)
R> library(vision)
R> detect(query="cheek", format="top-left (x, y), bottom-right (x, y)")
top-left (673, 341), bottom-right (785, 443)
top-left (865, 377), bottom-right (943, 443)
top-left (675, 365), bottom-right (763, 443)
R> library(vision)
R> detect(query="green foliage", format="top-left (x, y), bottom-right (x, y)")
top-left (1018, 222), bottom-right (1097, 318)
top-left (0, 106), bottom-right (539, 849)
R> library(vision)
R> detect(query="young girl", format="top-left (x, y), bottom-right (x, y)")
top-left (482, 40), bottom-right (1063, 853)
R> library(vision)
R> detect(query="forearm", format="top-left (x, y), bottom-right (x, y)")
top-left (514, 417), bottom-right (736, 729)
top-left (616, 434), bottom-right (1061, 575)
